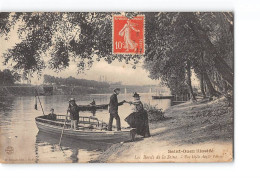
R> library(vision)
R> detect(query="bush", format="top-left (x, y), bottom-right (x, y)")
top-left (143, 103), bottom-right (166, 122)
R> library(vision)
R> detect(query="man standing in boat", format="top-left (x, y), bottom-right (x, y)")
top-left (108, 88), bottom-right (125, 131)
top-left (67, 98), bottom-right (83, 130)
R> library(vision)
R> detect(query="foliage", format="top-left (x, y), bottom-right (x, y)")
top-left (143, 103), bottom-right (166, 122)
top-left (0, 12), bottom-right (141, 75)
top-left (0, 69), bottom-right (21, 86)
top-left (143, 12), bottom-right (233, 97)
top-left (0, 12), bottom-right (233, 96)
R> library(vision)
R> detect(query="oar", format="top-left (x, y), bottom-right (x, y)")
top-left (59, 111), bottom-right (69, 146)
top-left (35, 89), bottom-right (45, 115)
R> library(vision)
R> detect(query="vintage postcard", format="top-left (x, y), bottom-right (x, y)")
top-left (0, 12), bottom-right (234, 163)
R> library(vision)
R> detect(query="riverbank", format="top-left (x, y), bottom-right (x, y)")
top-left (92, 97), bottom-right (233, 163)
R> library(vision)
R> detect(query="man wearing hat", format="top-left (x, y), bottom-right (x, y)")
top-left (67, 98), bottom-right (82, 130)
top-left (108, 88), bottom-right (126, 131)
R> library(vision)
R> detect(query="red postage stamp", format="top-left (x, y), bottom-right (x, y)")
top-left (112, 15), bottom-right (145, 54)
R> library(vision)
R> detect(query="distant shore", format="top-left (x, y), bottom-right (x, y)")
top-left (0, 84), bottom-right (158, 97)
top-left (0, 85), bottom-right (111, 96)
top-left (91, 97), bottom-right (233, 163)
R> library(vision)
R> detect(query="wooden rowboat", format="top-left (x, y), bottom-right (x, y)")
top-left (78, 104), bottom-right (108, 111)
top-left (35, 115), bottom-right (136, 142)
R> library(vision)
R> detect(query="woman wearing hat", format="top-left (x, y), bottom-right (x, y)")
top-left (125, 92), bottom-right (151, 138)
top-left (67, 98), bottom-right (83, 130)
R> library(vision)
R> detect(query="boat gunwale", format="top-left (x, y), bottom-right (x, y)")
top-left (35, 117), bottom-right (131, 134)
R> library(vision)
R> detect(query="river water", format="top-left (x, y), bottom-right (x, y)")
top-left (0, 93), bottom-right (172, 163)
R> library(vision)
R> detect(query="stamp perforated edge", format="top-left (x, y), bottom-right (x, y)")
top-left (112, 14), bottom-right (145, 55)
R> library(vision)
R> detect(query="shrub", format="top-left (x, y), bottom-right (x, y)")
top-left (143, 103), bottom-right (166, 122)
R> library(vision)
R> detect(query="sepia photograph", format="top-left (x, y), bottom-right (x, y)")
top-left (0, 12), bottom-right (234, 163)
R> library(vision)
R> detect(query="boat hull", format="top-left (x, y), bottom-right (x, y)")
top-left (35, 120), bottom-right (132, 142)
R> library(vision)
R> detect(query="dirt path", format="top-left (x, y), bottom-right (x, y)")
top-left (92, 97), bottom-right (233, 163)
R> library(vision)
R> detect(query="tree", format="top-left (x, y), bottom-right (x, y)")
top-left (187, 13), bottom-right (233, 87)
top-left (186, 60), bottom-right (196, 101)
top-left (143, 12), bottom-right (233, 97)
top-left (199, 72), bottom-right (206, 98)
top-left (0, 69), bottom-right (21, 86)
top-left (0, 12), bottom-right (233, 97)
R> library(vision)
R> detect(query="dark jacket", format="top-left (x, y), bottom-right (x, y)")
top-left (68, 104), bottom-right (81, 121)
top-left (109, 93), bottom-right (124, 114)
top-left (47, 113), bottom-right (57, 120)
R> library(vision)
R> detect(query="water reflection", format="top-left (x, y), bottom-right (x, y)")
top-left (0, 96), bottom-right (15, 111)
top-left (0, 97), bottom-right (16, 127)
top-left (91, 109), bottom-right (96, 116)
top-left (35, 131), bottom-right (114, 163)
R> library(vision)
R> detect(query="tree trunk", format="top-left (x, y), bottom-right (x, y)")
top-left (203, 72), bottom-right (221, 97)
top-left (188, 13), bottom-right (234, 87)
top-left (186, 60), bottom-right (196, 101)
top-left (199, 72), bottom-right (206, 98)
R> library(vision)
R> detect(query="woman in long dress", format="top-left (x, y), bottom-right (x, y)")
top-left (119, 20), bottom-right (140, 51)
top-left (125, 92), bottom-right (151, 137)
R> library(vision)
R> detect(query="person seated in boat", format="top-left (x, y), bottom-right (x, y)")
top-left (67, 98), bottom-right (84, 130)
top-left (90, 99), bottom-right (96, 106)
top-left (47, 108), bottom-right (57, 120)
top-left (124, 92), bottom-right (151, 138)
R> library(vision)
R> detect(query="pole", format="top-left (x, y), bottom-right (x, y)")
top-left (59, 111), bottom-right (69, 146)
top-left (35, 89), bottom-right (45, 115)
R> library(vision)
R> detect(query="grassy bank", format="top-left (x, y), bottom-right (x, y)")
top-left (92, 97), bottom-right (233, 163)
